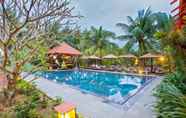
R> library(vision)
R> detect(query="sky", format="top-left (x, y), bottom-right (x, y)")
top-left (72, 0), bottom-right (172, 34)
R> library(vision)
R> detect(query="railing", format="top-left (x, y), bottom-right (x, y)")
top-left (170, 0), bottom-right (186, 28)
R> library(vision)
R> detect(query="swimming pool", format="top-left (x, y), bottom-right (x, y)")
top-left (37, 69), bottom-right (153, 105)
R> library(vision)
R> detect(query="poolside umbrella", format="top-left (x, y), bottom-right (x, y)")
top-left (80, 55), bottom-right (89, 60)
top-left (140, 53), bottom-right (161, 59)
top-left (140, 53), bottom-right (162, 72)
top-left (88, 55), bottom-right (101, 60)
top-left (103, 54), bottom-right (118, 59)
top-left (87, 55), bottom-right (101, 66)
top-left (119, 54), bottom-right (137, 67)
top-left (119, 54), bottom-right (137, 59)
top-left (103, 54), bottom-right (118, 65)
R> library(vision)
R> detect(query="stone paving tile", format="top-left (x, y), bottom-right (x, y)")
top-left (26, 75), bottom-right (162, 118)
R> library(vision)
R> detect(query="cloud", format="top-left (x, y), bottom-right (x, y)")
top-left (72, 0), bottom-right (171, 34)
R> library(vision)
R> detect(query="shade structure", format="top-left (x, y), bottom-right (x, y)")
top-left (103, 54), bottom-right (118, 59)
top-left (88, 55), bottom-right (101, 60)
top-left (140, 53), bottom-right (164, 72)
top-left (119, 54), bottom-right (137, 58)
top-left (48, 42), bottom-right (81, 56)
top-left (80, 55), bottom-right (90, 60)
top-left (140, 53), bottom-right (162, 59)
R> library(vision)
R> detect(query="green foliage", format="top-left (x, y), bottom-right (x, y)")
top-left (54, 97), bottom-right (64, 105)
top-left (154, 27), bottom-right (186, 117)
top-left (153, 12), bottom-right (186, 117)
top-left (14, 80), bottom-right (57, 118)
top-left (155, 28), bottom-right (186, 70)
top-left (16, 80), bottom-right (35, 95)
top-left (116, 7), bottom-right (158, 55)
top-left (163, 71), bottom-right (186, 94)
top-left (153, 12), bottom-right (173, 32)
top-left (14, 101), bottom-right (38, 118)
top-left (48, 23), bottom-right (119, 57)
top-left (154, 72), bottom-right (186, 118)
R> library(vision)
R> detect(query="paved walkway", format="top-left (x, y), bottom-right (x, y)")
top-left (25, 75), bottom-right (162, 118)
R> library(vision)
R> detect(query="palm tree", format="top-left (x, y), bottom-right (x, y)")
top-left (154, 12), bottom-right (173, 32)
top-left (89, 26), bottom-right (115, 57)
top-left (116, 8), bottom-right (157, 56)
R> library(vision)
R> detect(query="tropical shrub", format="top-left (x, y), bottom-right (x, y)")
top-left (163, 71), bottom-right (186, 94)
top-left (16, 80), bottom-right (35, 95)
top-left (14, 101), bottom-right (38, 118)
top-left (154, 19), bottom-right (186, 117)
top-left (154, 71), bottom-right (186, 118)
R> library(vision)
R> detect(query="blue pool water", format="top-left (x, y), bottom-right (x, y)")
top-left (37, 70), bottom-right (150, 102)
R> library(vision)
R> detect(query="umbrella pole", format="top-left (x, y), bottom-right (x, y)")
top-left (151, 58), bottom-right (153, 73)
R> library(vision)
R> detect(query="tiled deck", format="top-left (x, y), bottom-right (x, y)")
top-left (25, 74), bottom-right (162, 118)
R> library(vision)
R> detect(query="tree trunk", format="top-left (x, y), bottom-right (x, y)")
top-left (2, 45), bottom-right (8, 68)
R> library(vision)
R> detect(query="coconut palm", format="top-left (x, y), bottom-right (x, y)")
top-left (154, 12), bottom-right (174, 32)
top-left (116, 8), bottom-right (157, 56)
top-left (89, 26), bottom-right (115, 57)
top-left (154, 13), bottom-right (186, 70)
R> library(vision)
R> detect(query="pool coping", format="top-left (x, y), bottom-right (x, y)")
top-left (44, 68), bottom-right (160, 78)
top-left (37, 69), bottom-right (161, 109)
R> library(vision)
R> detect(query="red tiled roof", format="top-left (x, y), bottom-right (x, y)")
top-left (54, 102), bottom-right (76, 113)
top-left (48, 42), bottom-right (81, 56)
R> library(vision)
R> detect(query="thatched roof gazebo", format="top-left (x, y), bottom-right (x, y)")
top-left (48, 42), bottom-right (81, 69)
top-left (48, 42), bottom-right (81, 56)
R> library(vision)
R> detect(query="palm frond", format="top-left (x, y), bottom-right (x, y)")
top-left (126, 16), bottom-right (135, 25)
top-left (116, 35), bottom-right (133, 40)
top-left (116, 23), bottom-right (130, 32)
top-left (123, 40), bottom-right (135, 53)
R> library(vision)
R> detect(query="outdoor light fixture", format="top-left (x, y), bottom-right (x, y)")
top-left (54, 102), bottom-right (76, 118)
top-left (53, 55), bottom-right (57, 59)
top-left (134, 59), bottom-right (139, 65)
top-left (138, 68), bottom-right (144, 75)
top-left (159, 56), bottom-right (165, 62)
